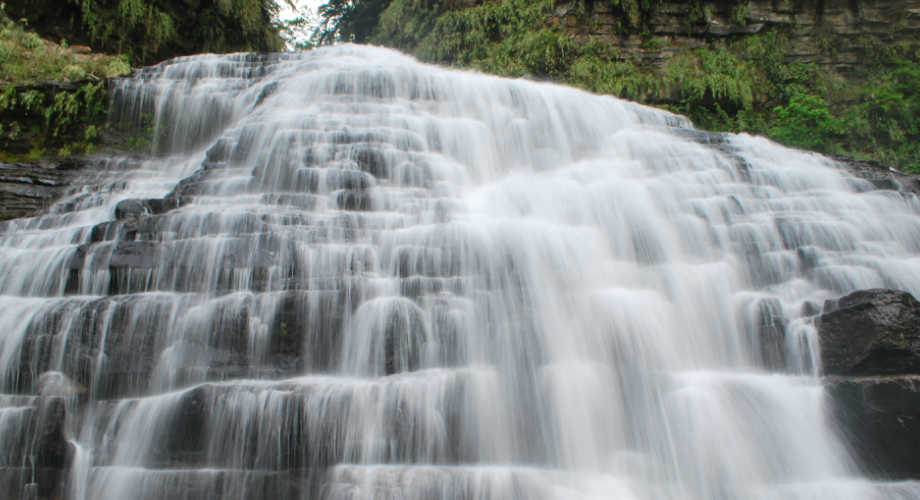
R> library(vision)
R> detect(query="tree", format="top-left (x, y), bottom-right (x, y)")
top-left (3, 0), bottom-right (290, 65)
top-left (314, 0), bottom-right (389, 44)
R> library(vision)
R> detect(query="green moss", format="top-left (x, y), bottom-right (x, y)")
top-left (0, 147), bottom-right (46, 163)
top-left (0, 8), bottom-right (131, 85)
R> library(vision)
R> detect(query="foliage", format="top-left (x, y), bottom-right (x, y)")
top-left (569, 52), bottom-right (659, 100)
top-left (664, 48), bottom-right (757, 129)
top-left (3, 0), bottom-right (287, 65)
top-left (371, 0), bottom-right (578, 80)
top-left (0, 8), bottom-right (130, 84)
top-left (44, 81), bottom-right (107, 137)
top-left (314, 0), bottom-right (390, 44)
top-left (768, 94), bottom-right (843, 152)
top-left (843, 58), bottom-right (920, 171)
top-left (0, 81), bottom-right (108, 159)
top-left (278, 1), bottom-right (318, 50)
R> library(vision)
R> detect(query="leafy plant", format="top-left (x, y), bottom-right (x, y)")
top-left (0, 7), bottom-right (130, 84)
top-left (768, 94), bottom-right (843, 151)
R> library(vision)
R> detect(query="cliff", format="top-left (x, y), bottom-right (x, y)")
top-left (559, 0), bottom-right (920, 76)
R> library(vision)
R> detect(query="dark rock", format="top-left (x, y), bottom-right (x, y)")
top-left (152, 386), bottom-right (209, 465)
top-left (755, 297), bottom-right (787, 370)
top-left (820, 289), bottom-right (920, 479)
top-left (0, 161), bottom-right (85, 221)
top-left (827, 375), bottom-right (920, 479)
top-left (108, 240), bottom-right (161, 269)
top-left (832, 155), bottom-right (920, 196)
top-left (818, 289), bottom-right (920, 376)
top-left (0, 467), bottom-right (67, 500)
top-left (114, 198), bottom-right (179, 219)
top-left (268, 290), bottom-right (348, 372)
top-left (33, 398), bottom-right (71, 469)
top-left (114, 199), bottom-right (150, 219)
top-left (335, 190), bottom-right (372, 211)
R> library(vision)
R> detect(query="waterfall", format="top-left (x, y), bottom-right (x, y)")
top-left (1, 44), bottom-right (919, 500)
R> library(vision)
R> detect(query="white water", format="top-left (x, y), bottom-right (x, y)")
top-left (0, 45), bottom-right (919, 499)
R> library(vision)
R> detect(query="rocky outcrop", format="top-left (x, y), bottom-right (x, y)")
top-left (0, 79), bottom-right (122, 221)
top-left (0, 159), bottom-right (85, 221)
top-left (833, 155), bottom-right (920, 195)
top-left (826, 375), bottom-right (920, 479)
top-left (819, 289), bottom-right (920, 376)
top-left (560, 0), bottom-right (920, 75)
top-left (0, 81), bottom-right (108, 159)
top-left (819, 289), bottom-right (920, 479)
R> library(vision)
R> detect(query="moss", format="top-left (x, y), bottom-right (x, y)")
top-left (0, 8), bottom-right (131, 85)
top-left (0, 147), bottom-right (46, 163)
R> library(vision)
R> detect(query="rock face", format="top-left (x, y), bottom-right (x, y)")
top-left (819, 289), bottom-right (920, 376)
top-left (562, 0), bottom-right (920, 76)
top-left (819, 289), bottom-right (920, 479)
top-left (834, 155), bottom-right (920, 195)
top-left (826, 375), bottom-right (920, 479)
top-left (0, 160), bottom-right (84, 221)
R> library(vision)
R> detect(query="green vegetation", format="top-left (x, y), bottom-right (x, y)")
top-left (0, 8), bottom-right (127, 161)
top-left (75, 0), bottom-right (285, 64)
top-left (0, 9), bottom-right (130, 84)
top-left (317, 0), bottom-right (920, 172)
top-left (0, 80), bottom-right (109, 161)
top-left (315, 0), bottom-right (389, 44)
top-left (3, 0), bottom-right (289, 65)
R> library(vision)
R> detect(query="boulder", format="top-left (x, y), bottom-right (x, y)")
top-left (113, 198), bottom-right (179, 219)
top-left (818, 289), bottom-right (920, 479)
top-left (826, 375), bottom-right (920, 479)
top-left (818, 289), bottom-right (920, 376)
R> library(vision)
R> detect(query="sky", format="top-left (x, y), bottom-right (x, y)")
top-left (277, 0), bottom-right (325, 48)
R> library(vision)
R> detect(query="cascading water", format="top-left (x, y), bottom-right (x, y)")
top-left (0, 44), bottom-right (919, 500)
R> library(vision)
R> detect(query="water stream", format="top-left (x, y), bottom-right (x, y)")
top-left (1, 45), bottom-right (919, 500)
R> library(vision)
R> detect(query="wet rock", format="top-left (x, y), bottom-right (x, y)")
top-left (268, 290), bottom-right (348, 372)
top-left (0, 161), bottom-right (83, 221)
top-left (827, 375), bottom-right (920, 479)
top-left (818, 289), bottom-right (920, 376)
top-left (33, 398), bottom-right (71, 469)
top-left (0, 468), bottom-right (66, 500)
top-left (819, 289), bottom-right (920, 479)
top-left (832, 155), bottom-right (920, 196)
top-left (152, 387), bottom-right (209, 466)
top-left (336, 190), bottom-right (372, 211)
top-left (108, 240), bottom-right (161, 269)
top-left (113, 198), bottom-right (180, 219)
top-left (754, 297), bottom-right (787, 370)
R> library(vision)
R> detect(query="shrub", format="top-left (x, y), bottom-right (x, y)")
top-left (768, 94), bottom-right (843, 152)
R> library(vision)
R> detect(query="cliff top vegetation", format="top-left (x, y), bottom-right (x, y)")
top-left (2, 0), bottom-right (290, 66)
top-left (0, 7), bottom-right (130, 84)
